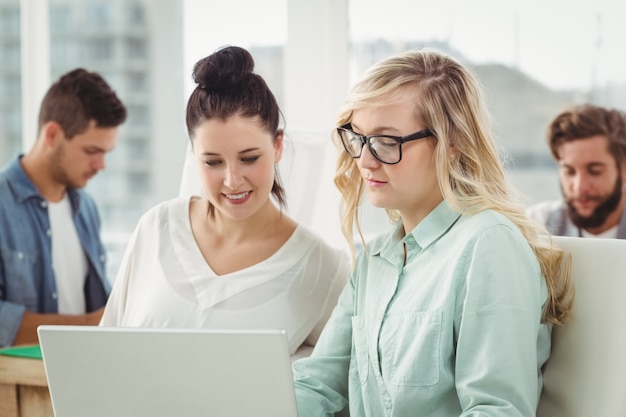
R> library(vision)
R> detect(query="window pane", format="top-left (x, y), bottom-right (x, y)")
top-left (82, 38), bottom-right (114, 61)
top-left (84, 2), bottom-right (111, 30)
top-left (125, 2), bottom-right (146, 27)
top-left (47, 0), bottom-right (186, 282)
top-left (0, 0), bottom-right (21, 162)
top-left (124, 37), bottom-right (147, 60)
top-left (50, 4), bottom-right (71, 31)
top-left (0, 3), bottom-right (19, 36)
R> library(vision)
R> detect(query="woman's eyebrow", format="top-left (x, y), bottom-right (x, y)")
top-left (200, 147), bottom-right (261, 156)
top-left (350, 123), bottom-right (402, 135)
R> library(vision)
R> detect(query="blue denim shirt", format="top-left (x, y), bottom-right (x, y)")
top-left (0, 155), bottom-right (110, 346)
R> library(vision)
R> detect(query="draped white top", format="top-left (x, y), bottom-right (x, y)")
top-left (100, 196), bottom-right (350, 355)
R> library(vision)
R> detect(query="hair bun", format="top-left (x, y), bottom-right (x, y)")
top-left (192, 45), bottom-right (255, 91)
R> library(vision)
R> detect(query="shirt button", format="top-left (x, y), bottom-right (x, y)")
top-left (99, 254), bottom-right (106, 262)
top-left (51, 292), bottom-right (58, 299)
top-left (17, 252), bottom-right (24, 260)
top-left (40, 201), bottom-right (48, 208)
top-left (46, 229), bottom-right (52, 237)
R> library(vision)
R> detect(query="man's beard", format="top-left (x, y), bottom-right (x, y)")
top-left (50, 142), bottom-right (90, 189)
top-left (566, 176), bottom-right (623, 230)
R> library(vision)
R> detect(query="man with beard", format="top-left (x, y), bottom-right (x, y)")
top-left (527, 104), bottom-right (626, 238)
top-left (0, 69), bottom-right (126, 346)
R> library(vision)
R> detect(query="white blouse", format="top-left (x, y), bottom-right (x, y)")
top-left (100, 197), bottom-right (350, 355)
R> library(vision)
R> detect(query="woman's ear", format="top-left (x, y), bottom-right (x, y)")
top-left (274, 130), bottom-right (284, 163)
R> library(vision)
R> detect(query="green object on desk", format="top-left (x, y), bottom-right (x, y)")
top-left (0, 344), bottom-right (42, 360)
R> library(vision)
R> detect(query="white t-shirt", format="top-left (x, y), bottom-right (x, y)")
top-left (48, 194), bottom-right (88, 314)
top-left (100, 197), bottom-right (350, 355)
top-left (580, 225), bottom-right (618, 238)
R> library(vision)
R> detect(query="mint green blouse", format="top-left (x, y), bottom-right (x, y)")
top-left (293, 201), bottom-right (551, 417)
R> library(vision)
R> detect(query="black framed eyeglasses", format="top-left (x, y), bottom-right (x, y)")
top-left (337, 124), bottom-right (434, 165)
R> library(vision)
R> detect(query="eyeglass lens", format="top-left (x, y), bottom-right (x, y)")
top-left (341, 130), bottom-right (400, 164)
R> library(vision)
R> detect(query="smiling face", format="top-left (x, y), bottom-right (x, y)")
top-left (558, 134), bottom-right (626, 231)
top-left (192, 114), bottom-right (282, 221)
top-left (50, 120), bottom-right (118, 189)
top-left (350, 92), bottom-right (442, 232)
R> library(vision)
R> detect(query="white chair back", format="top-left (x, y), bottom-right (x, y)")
top-left (537, 236), bottom-right (626, 417)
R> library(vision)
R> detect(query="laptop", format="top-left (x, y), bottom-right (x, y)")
top-left (37, 326), bottom-right (299, 417)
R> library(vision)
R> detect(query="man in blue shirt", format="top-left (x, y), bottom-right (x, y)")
top-left (0, 68), bottom-right (127, 346)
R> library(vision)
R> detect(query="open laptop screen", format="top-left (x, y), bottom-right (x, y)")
top-left (38, 326), bottom-right (299, 417)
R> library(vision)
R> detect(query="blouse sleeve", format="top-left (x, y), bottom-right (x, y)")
top-left (293, 271), bottom-right (355, 417)
top-left (98, 220), bottom-right (142, 326)
top-left (303, 248), bottom-right (351, 347)
top-left (454, 223), bottom-right (549, 417)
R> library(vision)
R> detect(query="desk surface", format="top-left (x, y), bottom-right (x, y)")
top-left (0, 349), bottom-right (53, 417)
top-left (0, 351), bottom-right (48, 386)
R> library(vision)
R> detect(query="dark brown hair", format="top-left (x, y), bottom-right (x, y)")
top-left (38, 68), bottom-right (127, 138)
top-left (186, 45), bottom-right (286, 212)
top-left (548, 104), bottom-right (626, 164)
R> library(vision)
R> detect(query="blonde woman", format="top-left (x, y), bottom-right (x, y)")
top-left (292, 49), bottom-right (572, 416)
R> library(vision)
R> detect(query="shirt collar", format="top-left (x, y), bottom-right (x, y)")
top-left (4, 155), bottom-right (40, 203)
top-left (373, 201), bottom-right (462, 260)
top-left (4, 154), bottom-right (81, 210)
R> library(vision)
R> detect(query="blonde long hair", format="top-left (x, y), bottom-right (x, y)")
top-left (333, 48), bottom-right (572, 324)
